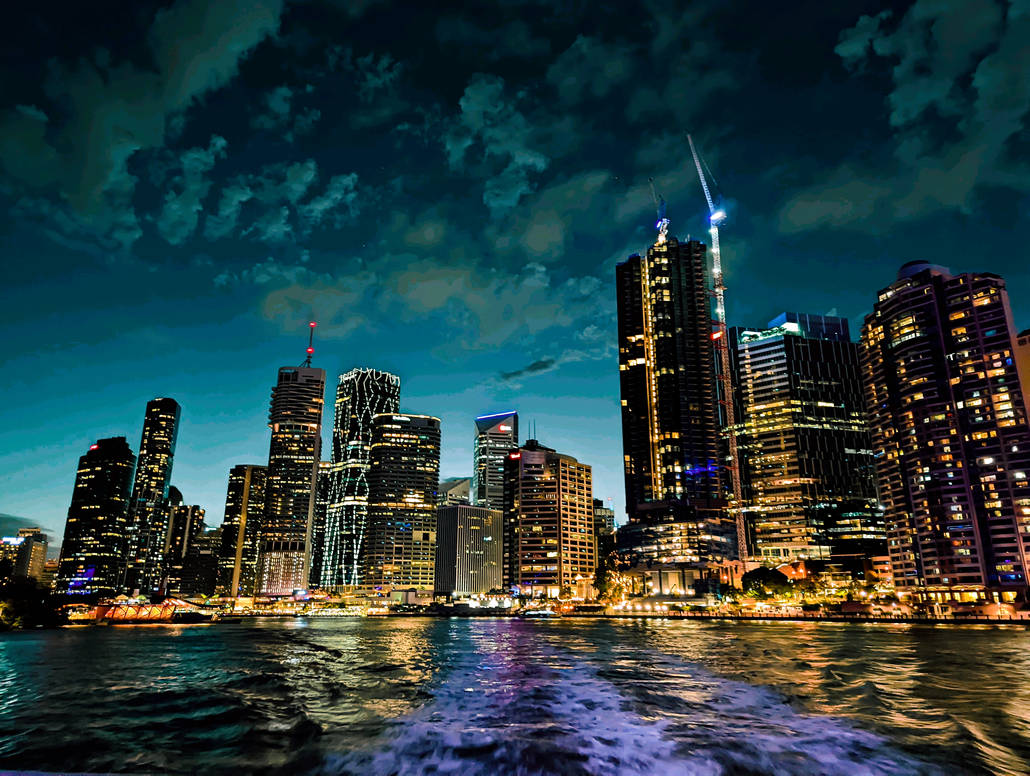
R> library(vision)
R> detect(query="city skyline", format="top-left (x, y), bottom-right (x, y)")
top-left (3, 0), bottom-right (1030, 547)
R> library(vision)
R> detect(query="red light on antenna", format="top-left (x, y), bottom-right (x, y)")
top-left (306, 347), bottom-right (314, 354)
top-left (309, 321), bottom-right (317, 328)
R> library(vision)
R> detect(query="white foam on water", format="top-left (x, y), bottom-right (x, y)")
top-left (318, 623), bottom-right (944, 776)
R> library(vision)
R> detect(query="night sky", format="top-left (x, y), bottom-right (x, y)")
top-left (2, 0), bottom-right (1028, 544)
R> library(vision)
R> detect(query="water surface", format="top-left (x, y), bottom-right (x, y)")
top-left (1, 617), bottom-right (1027, 775)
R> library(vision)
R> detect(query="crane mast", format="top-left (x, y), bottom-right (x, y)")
top-left (687, 134), bottom-right (747, 561)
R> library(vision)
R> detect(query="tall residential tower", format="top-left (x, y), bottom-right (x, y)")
top-left (861, 262), bottom-right (1030, 603)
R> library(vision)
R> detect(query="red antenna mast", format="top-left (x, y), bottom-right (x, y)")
top-left (303, 321), bottom-right (316, 366)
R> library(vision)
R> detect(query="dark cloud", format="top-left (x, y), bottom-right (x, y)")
top-left (499, 358), bottom-right (556, 381)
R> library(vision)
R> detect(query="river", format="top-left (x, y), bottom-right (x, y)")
top-left (1, 617), bottom-right (1028, 775)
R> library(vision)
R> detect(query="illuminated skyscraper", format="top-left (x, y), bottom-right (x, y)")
top-left (321, 368), bottom-right (401, 590)
top-left (162, 503), bottom-right (205, 595)
top-left (502, 439), bottom-right (595, 597)
top-left (308, 460), bottom-right (333, 588)
top-left (615, 236), bottom-right (735, 565)
top-left (216, 464), bottom-right (267, 597)
top-left (473, 411), bottom-right (518, 509)
top-left (736, 313), bottom-right (885, 564)
top-left (256, 364), bottom-right (326, 596)
top-left (861, 262), bottom-right (1030, 603)
top-left (123, 397), bottom-right (180, 593)
top-left (57, 437), bottom-right (136, 596)
top-left (1015, 328), bottom-right (1030, 419)
top-left (363, 414), bottom-right (441, 592)
top-left (434, 504), bottom-right (502, 595)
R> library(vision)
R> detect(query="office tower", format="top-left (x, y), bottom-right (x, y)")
top-left (1016, 328), bottom-right (1030, 419)
top-left (56, 437), bottom-right (136, 596)
top-left (593, 498), bottom-right (616, 559)
top-left (322, 368), bottom-right (400, 590)
top-left (257, 363), bottom-right (326, 596)
top-left (40, 559), bottom-right (59, 590)
top-left (502, 439), bottom-right (595, 597)
top-left (438, 476), bottom-right (472, 506)
top-left (216, 464), bottom-right (267, 597)
top-left (163, 504), bottom-right (204, 594)
top-left (861, 262), bottom-right (1030, 603)
top-left (123, 398), bottom-right (181, 594)
top-left (0, 528), bottom-right (48, 581)
top-left (615, 235), bottom-right (736, 565)
top-left (736, 313), bottom-right (885, 564)
top-left (473, 411), bottom-right (518, 509)
top-left (434, 505), bottom-right (502, 595)
top-left (179, 529), bottom-right (220, 597)
top-left (363, 414), bottom-right (441, 592)
top-left (308, 461), bottom-right (333, 588)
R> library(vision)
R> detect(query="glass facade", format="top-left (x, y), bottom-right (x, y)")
top-left (216, 464), bottom-right (267, 597)
top-left (472, 411), bottom-right (518, 509)
top-left (363, 414), bottom-right (441, 592)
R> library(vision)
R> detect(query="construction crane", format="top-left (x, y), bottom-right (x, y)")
top-left (687, 134), bottom-right (747, 561)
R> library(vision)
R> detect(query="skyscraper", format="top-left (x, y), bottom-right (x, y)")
top-left (363, 414), bottom-right (441, 592)
top-left (308, 460), bottom-right (332, 588)
top-left (1015, 328), bottom-right (1030, 419)
top-left (321, 368), bottom-right (401, 590)
top-left (256, 363), bottom-right (326, 596)
top-left (216, 464), bottom-right (267, 597)
top-left (434, 504), bottom-right (502, 596)
top-left (736, 313), bottom-right (885, 564)
top-left (0, 529), bottom-right (48, 582)
top-left (57, 437), bottom-right (136, 596)
top-left (438, 476), bottom-right (472, 506)
top-left (615, 234), bottom-right (735, 564)
top-left (502, 439), bottom-right (595, 598)
top-left (163, 503), bottom-right (205, 595)
top-left (861, 262), bottom-right (1030, 604)
top-left (473, 411), bottom-right (518, 509)
top-left (123, 397), bottom-right (180, 594)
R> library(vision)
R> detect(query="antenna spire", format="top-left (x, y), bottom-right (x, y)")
top-left (303, 321), bottom-right (316, 367)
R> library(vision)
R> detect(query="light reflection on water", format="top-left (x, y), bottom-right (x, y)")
top-left (0, 617), bottom-right (1027, 775)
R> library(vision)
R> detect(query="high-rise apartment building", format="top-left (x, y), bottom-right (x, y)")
top-left (736, 313), bottom-right (885, 564)
top-left (216, 464), bottom-right (267, 597)
top-left (57, 437), bottom-right (136, 596)
top-left (123, 398), bottom-right (180, 594)
top-left (861, 262), bottom-right (1030, 603)
top-left (257, 364), bottom-right (326, 596)
top-left (363, 414), bottom-right (441, 592)
top-left (322, 369), bottom-right (400, 590)
top-left (615, 234), bottom-right (735, 564)
top-left (502, 439), bottom-right (595, 597)
top-left (163, 504), bottom-right (205, 595)
top-left (473, 411), bottom-right (518, 509)
top-left (434, 504), bottom-right (502, 596)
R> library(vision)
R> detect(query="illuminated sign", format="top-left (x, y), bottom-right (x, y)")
top-left (499, 424), bottom-right (512, 432)
top-left (510, 453), bottom-right (521, 459)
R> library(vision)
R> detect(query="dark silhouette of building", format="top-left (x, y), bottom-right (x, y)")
top-left (257, 364), bottom-right (326, 596)
top-left (434, 504), bottom-right (502, 596)
top-left (860, 262), bottom-right (1030, 604)
top-left (502, 439), bottom-right (595, 597)
top-left (57, 437), bottom-right (136, 596)
top-left (216, 464), bottom-right (267, 597)
top-left (123, 398), bottom-right (180, 594)
top-left (162, 502), bottom-right (204, 594)
top-left (615, 235), bottom-right (735, 565)
top-left (736, 313), bottom-right (885, 564)
top-left (473, 411), bottom-right (518, 509)
top-left (363, 414), bottom-right (441, 592)
top-left (322, 368), bottom-right (400, 590)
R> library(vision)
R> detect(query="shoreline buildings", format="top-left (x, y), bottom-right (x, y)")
top-left (434, 504), bottom-right (502, 596)
top-left (216, 464), bottom-right (267, 597)
top-left (861, 262), bottom-right (1030, 603)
